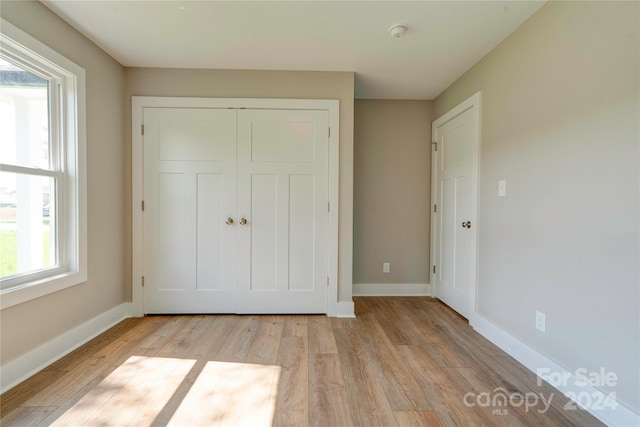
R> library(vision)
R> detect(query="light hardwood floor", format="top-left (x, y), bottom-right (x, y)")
top-left (0, 297), bottom-right (604, 426)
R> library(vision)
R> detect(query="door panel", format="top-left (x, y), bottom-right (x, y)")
top-left (289, 174), bottom-right (316, 291)
top-left (196, 173), bottom-right (223, 290)
top-left (250, 174), bottom-right (278, 291)
top-left (439, 178), bottom-right (454, 286)
top-left (454, 176), bottom-right (471, 294)
top-left (237, 109), bottom-right (329, 313)
top-left (250, 121), bottom-right (316, 162)
top-left (157, 173), bottom-right (190, 291)
top-left (158, 119), bottom-right (230, 161)
top-left (143, 108), bottom-right (237, 313)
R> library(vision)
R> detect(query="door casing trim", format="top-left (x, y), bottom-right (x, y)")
top-left (132, 97), bottom-right (340, 316)
top-left (430, 92), bottom-right (481, 322)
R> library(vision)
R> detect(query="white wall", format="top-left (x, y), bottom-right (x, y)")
top-left (0, 1), bottom-right (127, 363)
top-left (435, 1), bottom-right (639, 413)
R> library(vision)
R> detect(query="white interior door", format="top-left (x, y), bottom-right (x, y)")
top-left (432, 94), bottom-right (480, 319)
top-left (143, 108), bottom-right (237, 313)
top-left (236, 109), bottom-right (329, 313)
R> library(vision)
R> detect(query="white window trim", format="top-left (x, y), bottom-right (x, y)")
top-left (0, 18), bottom-right (87, 310)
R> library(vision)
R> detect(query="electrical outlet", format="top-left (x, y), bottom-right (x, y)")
top-left (383, 262), bottom-right (390, 273)
top-left (536, 311), bottom-right (546, 333)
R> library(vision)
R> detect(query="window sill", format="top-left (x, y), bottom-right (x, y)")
top-left (0, 270), bottom-right (87, 310)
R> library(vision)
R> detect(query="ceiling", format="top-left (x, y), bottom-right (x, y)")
top-left (41, 1), bottom-right (546, 100)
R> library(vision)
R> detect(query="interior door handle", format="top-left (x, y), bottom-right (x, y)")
top-left (239, 218), bottom-right (248, 226)
top-left (225, 218), bottom-right (234, 225)
top-left (462, 221), bottom-right (471, 228)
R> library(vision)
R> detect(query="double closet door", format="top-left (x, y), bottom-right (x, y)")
top-left (143, 107), bottom-right (329, 314)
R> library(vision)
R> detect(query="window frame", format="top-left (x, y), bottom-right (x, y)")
top-left (0, 18), bottom-right (86, 309)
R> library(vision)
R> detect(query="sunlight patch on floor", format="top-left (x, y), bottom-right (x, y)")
top-left (51, 356), bottom-right (195, 426)
top-left (48, 356), bottom-right (281, 427)
top-left (168, 361), bottom-right (281, 427)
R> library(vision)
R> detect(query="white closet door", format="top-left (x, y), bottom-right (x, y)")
top-left (432, 105), bottom-right (477, 319)
top-left (236, 109), bottom-right (329, 313)
top-left (143, 108), bottom-right (237, 313)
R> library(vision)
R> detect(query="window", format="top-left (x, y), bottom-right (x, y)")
top-left (0, 19), bottom-right (86, 309)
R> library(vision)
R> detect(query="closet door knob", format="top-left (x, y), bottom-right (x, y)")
top-left (239, 218), bottom-right (248, 225)
top-left (225, 218), bottom-right (234, 225)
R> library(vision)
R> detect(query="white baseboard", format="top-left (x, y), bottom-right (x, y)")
top-left (353, 283), bottom-right (431, 297)
top-left (329, 300), bottom-right (355, 318)
top-left (1, 302), bottom-right (133, 394)
top-left (471, 314), bottom-right (640, 427)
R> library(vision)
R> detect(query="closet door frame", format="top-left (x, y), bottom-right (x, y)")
top-left (131, 96), bottom-right (340, 316)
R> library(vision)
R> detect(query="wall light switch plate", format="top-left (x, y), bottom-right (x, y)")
top-left (536, 311), bottom-right (546, 333)
top-left (498, 180), bottom-right (507, 197)
top-left (383, 262), bottom-right (390, 273)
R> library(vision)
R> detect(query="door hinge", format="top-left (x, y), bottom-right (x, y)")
top-left (327, 277), bottom-right (330, 287)
top-left (142, 200), bottom-right (145, 211)
top-left (328, 127), bottom-right (331, 138)
top-left (328, 202), bottom-right (330, 212)
top-left (141, 124), bottom-right (144, 135)
top-left (433, 265), bottom-right (436, 274)
top-left (141, 276), bottom-right (145, 287)
top-left (432, 141), bottom-right (437, 151)
top-left (434, 204), bottom-right (437, 213)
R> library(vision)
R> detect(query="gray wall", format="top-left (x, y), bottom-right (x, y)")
top-left (434, 1), bottom-right (639, 412)
top-left (124, 68), bottom-right (355, 302)
top-left (353, 100), bottom-right (433, 285)
top-left (0, 1), bottom-right (127, 364)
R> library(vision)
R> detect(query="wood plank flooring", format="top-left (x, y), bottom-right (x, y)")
top-left (0, 297), bottom-right (604, 426)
